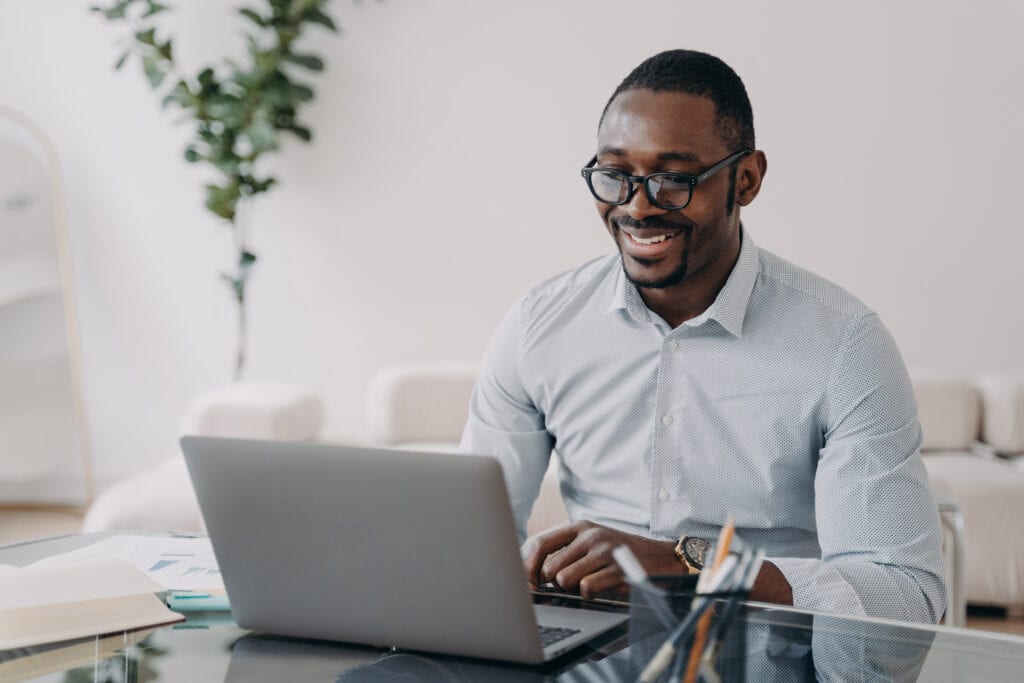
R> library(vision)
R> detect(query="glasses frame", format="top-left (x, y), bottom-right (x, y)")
top-left (580, 148), bottom-right (753, 210)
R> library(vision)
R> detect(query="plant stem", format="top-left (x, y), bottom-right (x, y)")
top-left (233, 203), bottom-right (250, 381)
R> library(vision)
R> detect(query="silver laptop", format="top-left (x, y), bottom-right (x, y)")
top-left (180, 436), bottom-right (628, 664)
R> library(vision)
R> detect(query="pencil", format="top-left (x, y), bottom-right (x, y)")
top-left (683, 516), bottom-right (735, 683)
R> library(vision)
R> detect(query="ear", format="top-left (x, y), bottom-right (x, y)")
top-left (735, 150), bottom-right (767, 207)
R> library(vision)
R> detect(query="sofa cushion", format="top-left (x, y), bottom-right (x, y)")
top-left (179, 383), bottom-right (324, 442)
top-left (977, 375), bottom-right (1024, 455)
top-left (923, 451), bottom-right (1024, 607)
top-left (912, 376), bottom-right (980, 451)
top-left (366, 363), bottom-right (478, 444)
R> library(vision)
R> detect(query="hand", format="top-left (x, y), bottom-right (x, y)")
top-left (522, 520), bottom-right (683, 600)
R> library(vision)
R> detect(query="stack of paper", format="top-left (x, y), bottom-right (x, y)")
top-left (0, 628), bottom-right (155, 681)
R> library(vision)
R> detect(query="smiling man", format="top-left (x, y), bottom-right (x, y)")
top-left (461, 50), bottom-right (945, 622)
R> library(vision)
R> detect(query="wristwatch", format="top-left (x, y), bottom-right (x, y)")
top-left (674, 535), bottom-right (712, 574)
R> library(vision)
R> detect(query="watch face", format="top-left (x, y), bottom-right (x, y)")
top-left (684, 537), bottom-right (711, 570)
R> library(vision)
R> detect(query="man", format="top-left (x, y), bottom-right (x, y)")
top-left (460, 50), bottom-right (945, 623)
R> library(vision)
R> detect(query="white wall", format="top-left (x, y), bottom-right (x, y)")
top-left (1, 0), bottom-right (1022, 485)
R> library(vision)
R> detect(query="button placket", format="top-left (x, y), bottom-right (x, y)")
top-left (650, 334), bottom-right (681, 533)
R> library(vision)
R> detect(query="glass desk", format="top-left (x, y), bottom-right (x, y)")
top-left (4, 533), bottom-right (1024, 682)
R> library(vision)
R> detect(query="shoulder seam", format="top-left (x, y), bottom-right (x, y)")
top-left (758, 264), bottom-right (873, 324)
top-left (521, 254), bottom-right (616, 306)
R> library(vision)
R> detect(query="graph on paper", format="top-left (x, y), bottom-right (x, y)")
top-left (34, 535), bottom-right (225, 591)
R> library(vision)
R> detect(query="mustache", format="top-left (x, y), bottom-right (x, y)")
top-left (613, 215), bottom-right (695, 232)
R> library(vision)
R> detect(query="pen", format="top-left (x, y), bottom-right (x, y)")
top-left (700, 550), bottom-right (765, 673)
top-left (683, 516), bottom-right (735, 683)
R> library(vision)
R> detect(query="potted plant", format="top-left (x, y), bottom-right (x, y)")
top-left (93, 0), bottom-right (340, 379)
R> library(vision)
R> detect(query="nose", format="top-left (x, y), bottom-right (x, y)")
top-left (625, 182), bottom-right (669, 221)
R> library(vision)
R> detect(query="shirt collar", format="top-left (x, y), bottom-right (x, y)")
top-left (603, 227), bottom-right (760, 337)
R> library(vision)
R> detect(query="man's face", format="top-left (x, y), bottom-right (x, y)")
top-left (596, 89), bottom-right (742, 290)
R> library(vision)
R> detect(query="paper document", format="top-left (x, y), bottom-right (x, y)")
top-left (31, 535), bottom-right (224, 591)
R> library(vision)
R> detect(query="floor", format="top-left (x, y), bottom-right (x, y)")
top-left (0, 505), bottom-right (85, 545)
top-left (2, 507), bottom-right (1023, 638)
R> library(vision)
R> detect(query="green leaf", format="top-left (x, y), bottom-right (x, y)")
top-left (248, 176), bottom-right (277, 194)
top-left (286, 125), bottom-right (311, 142)
top-left (238, 7), bottom-right (266, 26)
top-left (284, 53), bottom-right (324, 71)
top-left (288, 83), bottom-right (315, 102)
top-left (134, 28), bottom-right (157, 46)
top-left (183, 146), bottom-right (201, 162)
top-left (161, 80), bottom-right (191, 109)
top-left (211, 150), bottom-right (242, 176)
top-left (142, 2), bottom-right (169, 18)
top-left (239, 250), bottom-right (257, 270)
top-left (205, 184), bottom-right (238, 220)
top-left (221, 274), bottom-right (245, 303)
top-left (301, 7), bottom-right (338, 32)
top-left (142, 54), bottom-right (166, 88)
top-left (113, 50), bottom-right (131, 70)
top-left (205, 94), bottom-right (245, 123)
top-left (244, 117), bottom-right (277, 154)
top-left (98, 6), bottom-right (127, 20)
top-left (157, 39), bottom-right (173, 61)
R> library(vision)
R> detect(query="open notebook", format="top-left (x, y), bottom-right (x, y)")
top-left (0, 558), bottom-right (183, 650)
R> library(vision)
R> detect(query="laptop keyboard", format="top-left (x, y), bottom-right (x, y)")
top-left (537, 625), bottom-right (581, 647)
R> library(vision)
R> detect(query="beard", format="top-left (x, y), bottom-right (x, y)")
top-left (625, 251), bottom-right (690, 289)
top-left (612, 215), bottom-right (695, 289)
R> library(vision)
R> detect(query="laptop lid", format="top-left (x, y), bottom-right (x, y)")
top-left (180, 436), bottom-right (626, 664)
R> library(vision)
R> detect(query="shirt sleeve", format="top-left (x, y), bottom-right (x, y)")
top-left (459, 301), bottom-right (554, 542)
top-left (770, 313), bottom-right (947, 623)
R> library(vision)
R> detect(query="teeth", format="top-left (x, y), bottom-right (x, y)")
top-left (629, 232), bottom-right (676, 245)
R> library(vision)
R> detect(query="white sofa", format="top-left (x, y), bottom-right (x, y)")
top-left (85, 366), bottom-right (1024, 619)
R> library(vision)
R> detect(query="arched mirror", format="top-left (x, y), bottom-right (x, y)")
top-left (0, 105), bottom-right (92, 507)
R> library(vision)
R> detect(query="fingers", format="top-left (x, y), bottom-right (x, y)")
top-left (551, 542), bottom-right (619, 592)
top-left (523, 521), bottom-right (638, 599)
top-left (523, 523), bottom-right (584, 589)
top-left (578, 565), bottom-right (627, 600)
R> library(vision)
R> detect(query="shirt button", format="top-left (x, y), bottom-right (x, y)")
top-left (662, 414), bottom-right (673, 426)
top-left (667, 340), bottom-right (679, 351)
top-left (658, 488), bottom-right (669, 501)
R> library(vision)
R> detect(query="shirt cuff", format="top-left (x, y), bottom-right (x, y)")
top-left (769, 557), bottom-right (867, 616)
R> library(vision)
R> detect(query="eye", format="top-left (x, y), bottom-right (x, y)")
top-left (658, 174), bottom-right (691, 190)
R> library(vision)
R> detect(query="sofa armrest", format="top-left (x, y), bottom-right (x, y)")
top-left (977, 375), bottom-right (1024, 455)
top-left (912, 375), bottom-right (980, 451)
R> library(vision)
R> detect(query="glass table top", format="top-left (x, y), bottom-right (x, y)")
top-left (4, 533), bottom-right (1024, 682)
top-left (5, 604), bottom-right (1024, 682)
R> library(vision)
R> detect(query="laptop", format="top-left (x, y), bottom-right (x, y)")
top-left (180, 436), bottom-right (628, 664)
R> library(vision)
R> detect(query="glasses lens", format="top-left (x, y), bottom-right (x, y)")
top-left (647, 175), bottom-right (691, 209)
top-left (588, 170), bottom-right (629, 204)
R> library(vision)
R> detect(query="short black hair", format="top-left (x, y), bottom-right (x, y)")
top-left (601, 50), bottom-right (755, 151)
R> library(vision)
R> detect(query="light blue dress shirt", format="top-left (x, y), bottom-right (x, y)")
top-left (460, 228), bottom-right (946, 623)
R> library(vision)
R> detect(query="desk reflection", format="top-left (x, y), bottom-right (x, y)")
top-left (221, 608), bottom-right (935, 682)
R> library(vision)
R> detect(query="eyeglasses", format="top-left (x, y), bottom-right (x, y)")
top-left (580, 149), bottom-right (752, 211)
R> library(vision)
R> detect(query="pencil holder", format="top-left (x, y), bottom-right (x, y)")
top-left (627, 575), bottom-right (750, 683)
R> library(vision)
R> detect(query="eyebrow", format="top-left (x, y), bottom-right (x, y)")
top-left (597, 147), bottom-right (703, 164)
